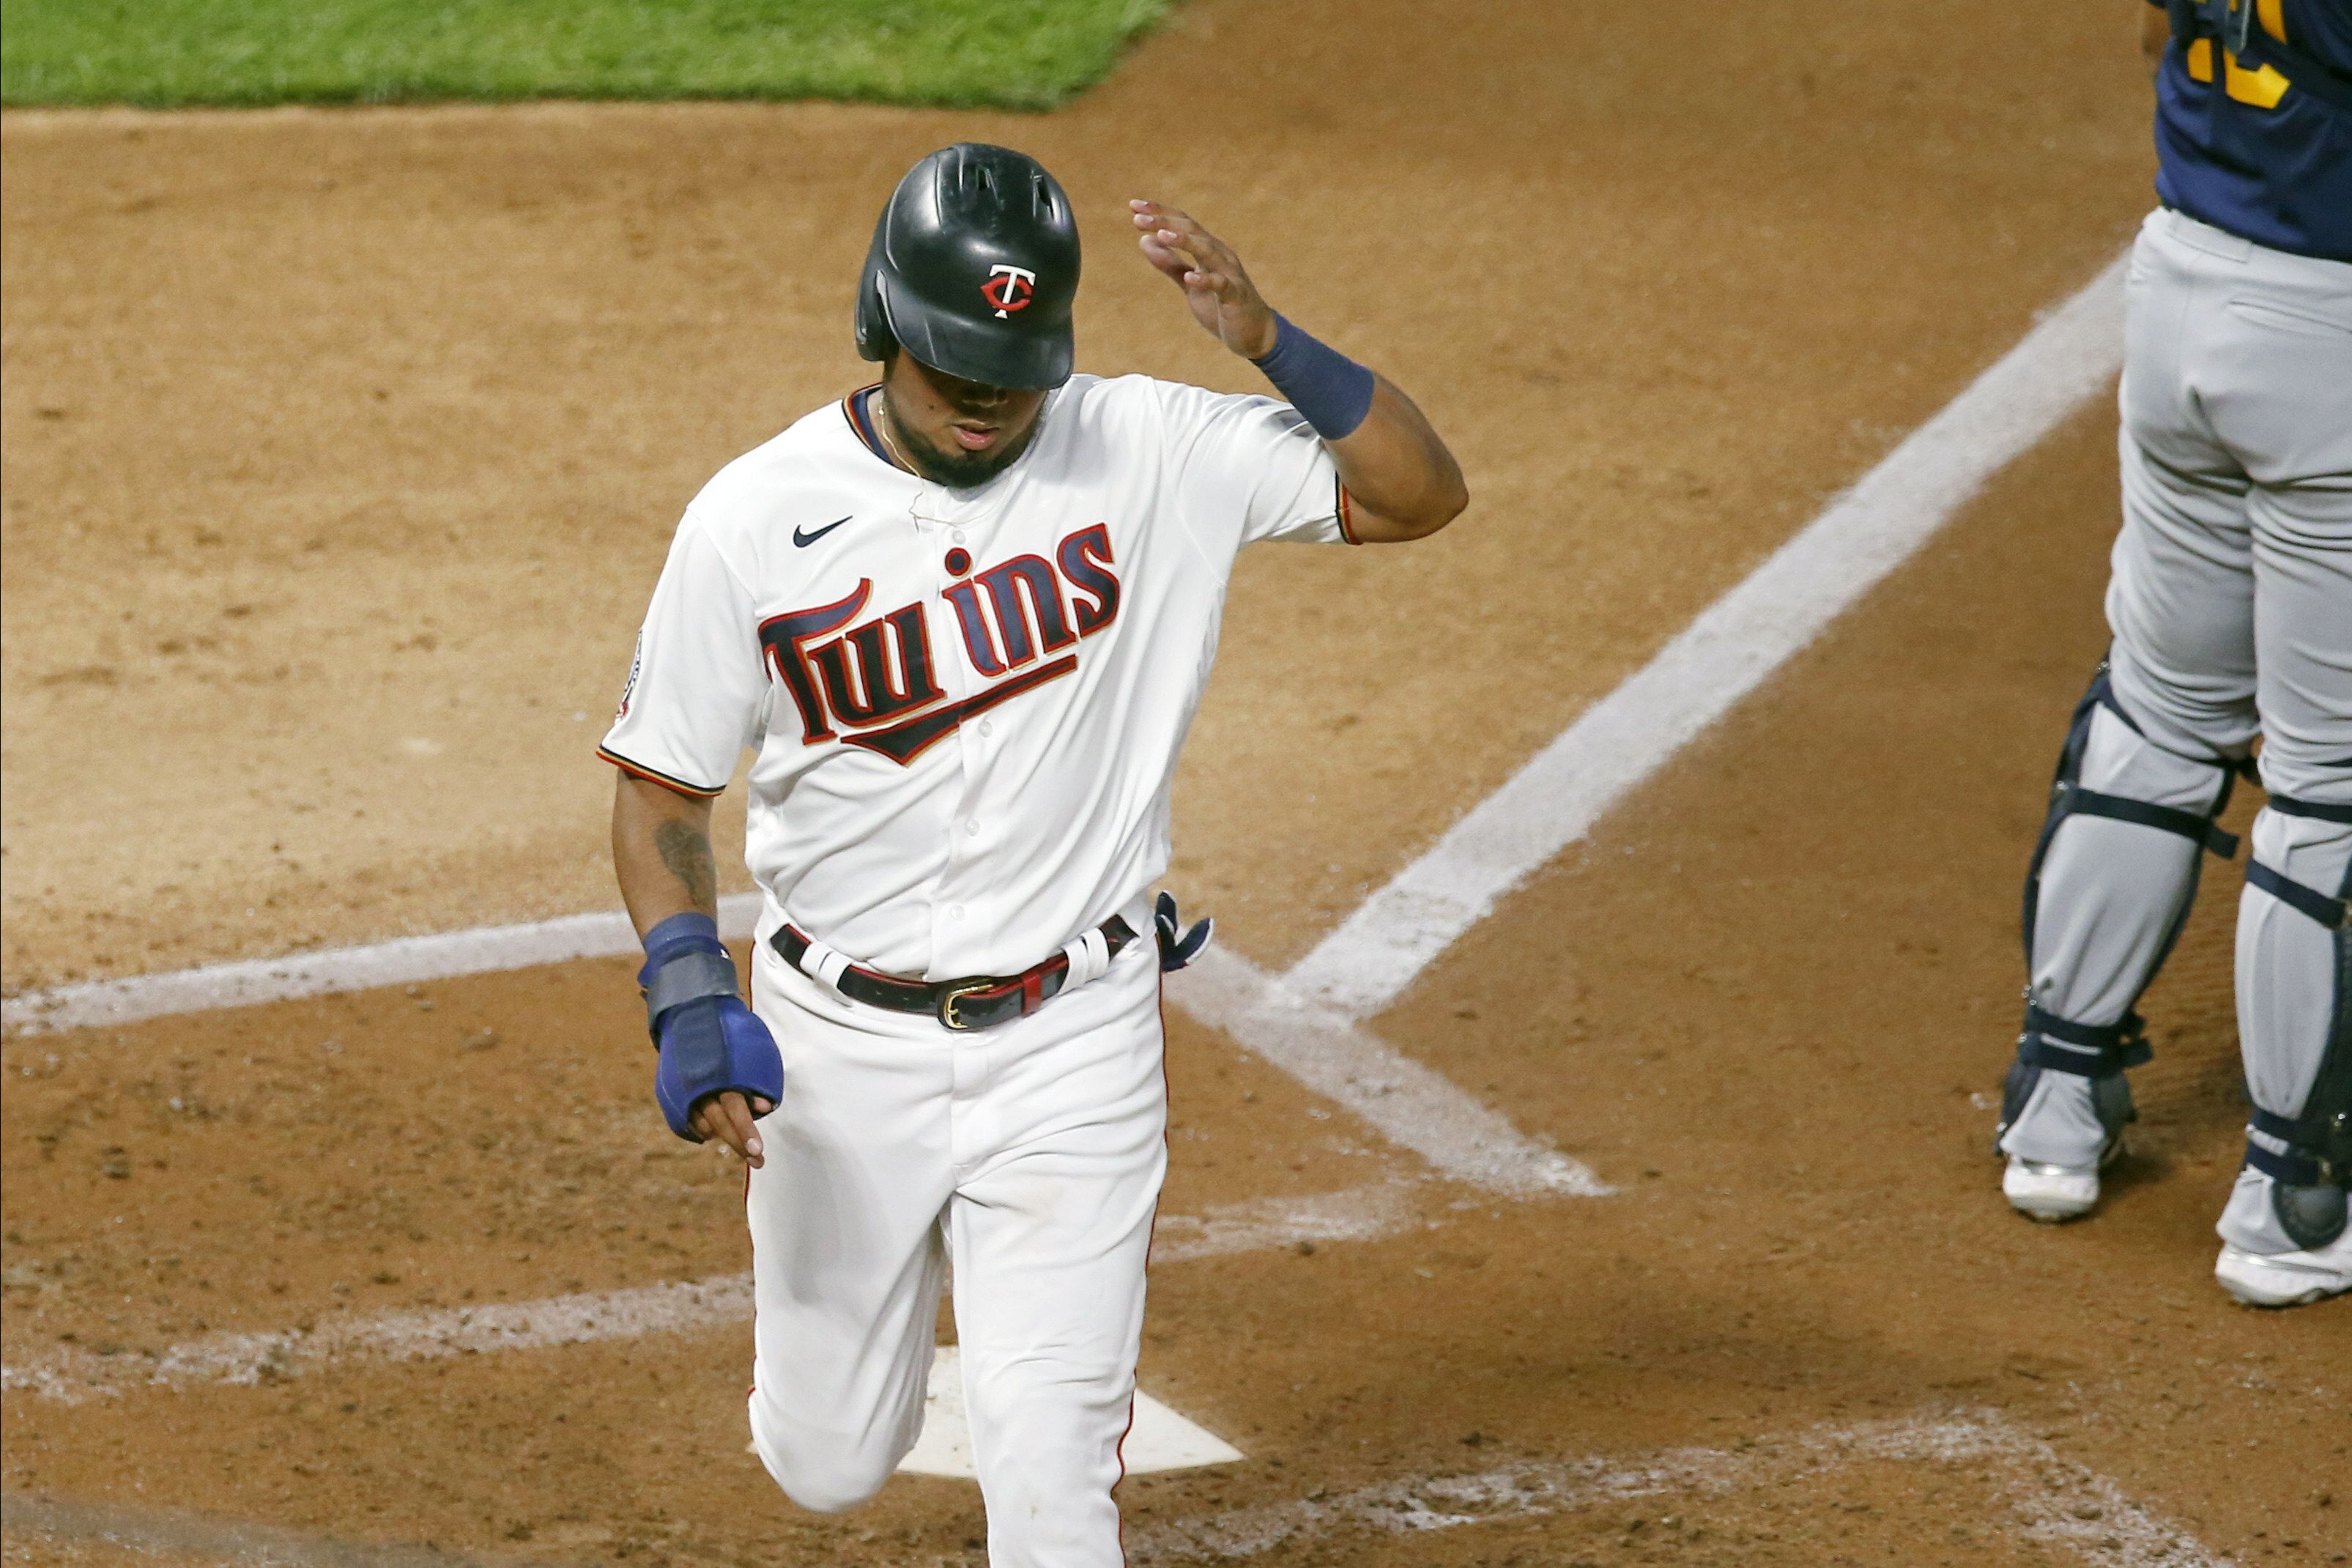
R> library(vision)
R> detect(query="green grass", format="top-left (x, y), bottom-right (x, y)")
top-left (0, 0), bottom-right (1171, 109)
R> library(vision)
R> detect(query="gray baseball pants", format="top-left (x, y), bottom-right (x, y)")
top-left (2005, 207), bottom-right (2352, 1252)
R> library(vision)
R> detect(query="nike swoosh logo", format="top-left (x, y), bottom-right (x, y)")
top-left (793, 516), bottom-right (853, 548)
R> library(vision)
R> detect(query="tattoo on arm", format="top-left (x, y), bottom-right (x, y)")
top-left (653, 819), bottom-right (718, 910)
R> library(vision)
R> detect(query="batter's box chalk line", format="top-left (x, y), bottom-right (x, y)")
top-left (0, 1408), bottom-right (2234, 1568)
top-left (1168, 948), bottom-right (1609, 1197)
top-left (0, 1181), bottom-right (1413, 1406)
top-left (1125, 1408), bottom-right (2238, 1568)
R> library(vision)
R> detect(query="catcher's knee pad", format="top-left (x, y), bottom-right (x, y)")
top-left (2000, 665), bottom-right (2245, 1148)
top-left (2240, 792), bottom-right (2352, 1250)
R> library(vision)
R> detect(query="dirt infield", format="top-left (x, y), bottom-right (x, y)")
top-left (5, 0), bottom-right (2345, 1564)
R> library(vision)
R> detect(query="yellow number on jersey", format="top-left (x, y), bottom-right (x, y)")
top-left (2184, 0), bottom-right (2293, 108)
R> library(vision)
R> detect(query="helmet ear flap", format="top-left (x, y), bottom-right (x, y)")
top-left (853, 217), bottom-right (896, 364)
top-left (855, 265), bottom-right (895, 364)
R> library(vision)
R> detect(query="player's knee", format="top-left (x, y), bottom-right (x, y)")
top-left (746, 1399), bottom-right (899, 1513)
top-left (751, 1435), bottom-right (893, 1514)
top-left (2069, 675), bottom-right (2238, 809)
top-left (776, 1467), bottom-right (887, 1515)
top-left (2100, 642), bottom-right (2255, 768)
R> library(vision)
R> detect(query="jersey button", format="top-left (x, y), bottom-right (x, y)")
top-left (951, 530), bottom-right (967, 545)
top-left (949, 904), bottom-right (965, 921)
top-left (965, 819), bottom-right (981, 836)
top-left (978, 718), bottom-right (993, 738)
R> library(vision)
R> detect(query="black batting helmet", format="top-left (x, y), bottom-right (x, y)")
top-left (855, 144), bottom-right (1080, 391)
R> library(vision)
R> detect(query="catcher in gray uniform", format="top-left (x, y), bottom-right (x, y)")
top-left (1993, 0), bottom-right (2352, 1307)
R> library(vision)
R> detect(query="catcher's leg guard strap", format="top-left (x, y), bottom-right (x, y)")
top-left (2042, 672), bottom-right (2244, 862)
top-left (2245, 793), bottom-right (2352, 932)
top-left (2019, 1003), bottom-right (2155, 1077)
top-left (2268, 797), bottom-right (2352, 826)
top-left (2058, 785), bottom-right (2238, 859)
top-left (2247, 859), bottom-right (2350, 930)
top-left (2000, 1003), bottom-right (2151, 1162)
top-left (2246, 1102), bottom-right (2352, 1249)
top-left (2245, 1112), bottom-right (2349, 1189)
top-left (2021, 668), bottom-right (2242, 952)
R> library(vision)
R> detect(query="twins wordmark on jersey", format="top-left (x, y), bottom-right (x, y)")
top-left (762, 519), bottom-right (1120, 764)
top-left (599, 372), bottom-right (1355, 982)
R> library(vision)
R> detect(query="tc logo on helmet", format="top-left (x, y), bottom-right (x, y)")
top-left (981, 264), bottom-right (1037, 319)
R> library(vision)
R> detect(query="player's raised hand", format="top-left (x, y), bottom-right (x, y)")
top-left (1131, 200), bottom-right (1277, 359)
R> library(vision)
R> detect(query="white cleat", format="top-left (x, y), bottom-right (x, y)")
top-left (2004, 1159), bottom-right (2100, 1222)
top-left (2001, 1137), bottom-right (2123, 1224)
top-left (2214, 1233), bottom-right (2352, 1308)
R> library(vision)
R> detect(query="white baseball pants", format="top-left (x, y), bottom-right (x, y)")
top-left (742, 912), bottom-right (1165, 1566)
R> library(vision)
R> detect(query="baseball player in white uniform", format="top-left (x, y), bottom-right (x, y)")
top-left (601, 144), bottom-right (1466, 1559)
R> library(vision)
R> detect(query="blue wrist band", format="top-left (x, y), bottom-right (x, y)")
top-left (638, 913), bottom-right (736, 1042)
top-left (1251, 313), bottom-right (1376, 440)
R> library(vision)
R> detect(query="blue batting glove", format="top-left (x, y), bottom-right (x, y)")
top-left (652, 994), bottom-right (784, 1143)
top-left (639, 913), bottom-right (784, 1142)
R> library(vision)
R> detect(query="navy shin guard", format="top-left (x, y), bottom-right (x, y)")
top-left (1999, 666), bottom-right (2243, 1163)
top-left (2239, 795), bottom-right (2352, 1249)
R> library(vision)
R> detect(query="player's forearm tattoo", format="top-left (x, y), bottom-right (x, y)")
top-left (653, 819), bottom-right (718, 910)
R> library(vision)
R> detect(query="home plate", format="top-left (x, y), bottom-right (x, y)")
top-left (895, 1347), bottom-right (1243, 1477)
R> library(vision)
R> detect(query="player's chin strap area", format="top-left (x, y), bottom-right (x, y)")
top-left (771, 891), bottom-right (1214, 1033)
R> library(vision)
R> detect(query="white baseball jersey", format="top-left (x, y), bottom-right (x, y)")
top-left (599, 371), bottom-right (1354, 980)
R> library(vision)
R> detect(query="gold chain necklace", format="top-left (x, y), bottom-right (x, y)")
top-left (872, 391), bottom-right (916, 475)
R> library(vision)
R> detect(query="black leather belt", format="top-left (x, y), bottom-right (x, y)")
top-left (769, 915), bottom-right (1139, 1032)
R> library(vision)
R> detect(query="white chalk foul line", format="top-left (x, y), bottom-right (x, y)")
top-left (1149, 1176), bottom-right (1422, 1260)
top-left (1, 1273), bottom-right (756, 1406)
top-left (0, 1183), bottom-right (1410, 1405)
top-left (1127, 1408), bottom-right (2236, 1568)
top-left (1170, 949), bottom-right (1606, 1196)
top-left (0, 895), bottom-right (767, 1034)
top-left (1284, 255), bottom-right (2129, 1019)
top-left (0, 905), bottom-right (1587, 1196)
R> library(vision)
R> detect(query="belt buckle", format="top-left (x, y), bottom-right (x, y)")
top-left (937, 978), bottom-right (996, 1032)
